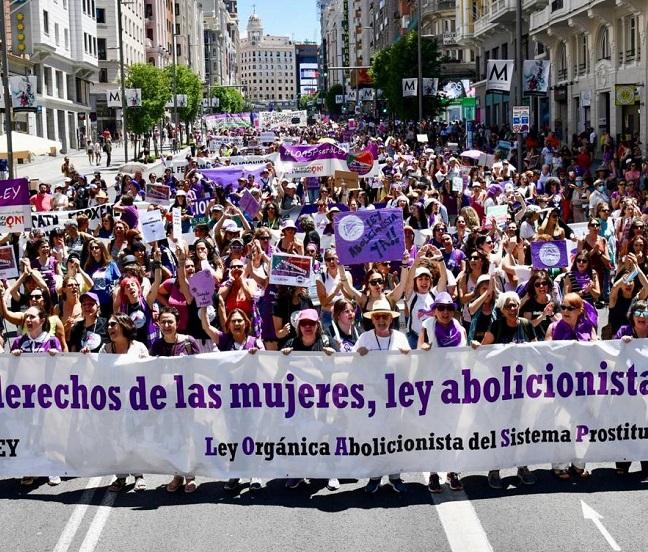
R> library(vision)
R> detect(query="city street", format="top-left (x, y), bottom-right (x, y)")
top-left (0, 464), bottom-right (646, 551)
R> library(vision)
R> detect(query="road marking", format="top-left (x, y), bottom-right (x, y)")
top-left (431, 475), bottom-right (494, 552)
top-left (581, 500), bottom-right (621, 551)
top-left (78, 488), bottom-right (118, 552)
top-left (52, 477), bottom-right (103, 552)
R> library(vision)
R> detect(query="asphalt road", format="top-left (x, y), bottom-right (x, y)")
top-left (1, 463), bottom-right (647, 552)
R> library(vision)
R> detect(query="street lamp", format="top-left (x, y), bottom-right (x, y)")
top-left (417, 0), bottom-right (423, 126)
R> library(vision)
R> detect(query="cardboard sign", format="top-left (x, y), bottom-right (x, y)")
top-left (145, 183), bottom-right (170, 202)
top-left (531, 240), bottom-right (569, 269)
top-left (139, 209), bottom-right (166, 243)
top-left (188, 269), bottom-right (216, 308)
top-left (451, 177), bottom-right (464, 193)
top-left (239, 189), bottom-right (260, 219)
top-left (0, 245), bottom-right (18, 279)
top-left (269, 253), bottom-right (313, 286)
top-left (172, 208), bottom-right (182, 239)
top-left (334, 170), bottom-right (359, 189)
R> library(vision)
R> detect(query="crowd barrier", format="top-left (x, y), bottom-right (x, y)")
top-left (0, 340), bottom-right (647, 478)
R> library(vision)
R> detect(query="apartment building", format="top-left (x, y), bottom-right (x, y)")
top-left (91, 0), bottom-right (146, 138)
top-left (239, 13), bottom-right (297, 107)
top-left (175, 0), bottom-right (205, 81)
top-left (203, 0), bottom-right (240, 88)
top-left (9, 0), bottom-right (98, 152)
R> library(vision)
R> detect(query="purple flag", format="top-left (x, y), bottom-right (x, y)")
top-left (201, 165), bottom-right (266, 190)
top-left (334, 208), bottom-right (405, 265)
top-left (0, 178), bottom-right (29, 207)
top-left (531, 240), bottom-right (569, 269)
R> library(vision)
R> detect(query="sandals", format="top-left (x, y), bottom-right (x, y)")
top-left (166, 475), bottom-right (184, 493)
top-left (134, 476), bottom-right (146, 492)
top-left (570, 465), bottom-right (591, 479)
top-left (108, 477), bottom-right (127, 492)
top-left (552, 469), bottom-right (571, 480)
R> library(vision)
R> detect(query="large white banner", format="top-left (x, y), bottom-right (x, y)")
top-left (1, 342), bottom-right (648, 478)
top-left (258, 110), bottom-right (307, 129)
top-left (30, 204), bottom-right (114, 232)
top-left (486, 60), bottom-right (515, 92)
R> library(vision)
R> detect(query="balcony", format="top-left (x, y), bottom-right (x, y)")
top-left (473, 0), bottom-right (516, 39)
top-left (522, 0), bottom-right (549, 15)
top-left (425, 0), bottom-right (455, 11)
top-left (528, 0), bottom-right (598, 32)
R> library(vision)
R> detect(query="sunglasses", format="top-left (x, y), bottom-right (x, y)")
top-left (258, 236), bottom-right (270, 241)
top-left (503, 303), bottom-right (519, 310)
top-left (30, 294), bottom-right (43, 299)
top-left (231, 265), bottom-right (244, 270)
top-left (633, 310), bottom-right (648, 318)
top-left (560, 305), bottom-right (578, 312)
top-left (590, 223), bottom-right (600, 228)
top-left (576, 258), bottom-right (588, 264)
top-left (534, 281), bottom-right (549, 288)
top-left (325, 258), bottom-right (336, 262)
top-left (470, 256), bottom-right (481, 261)
top-left (369, 279), bottom-right (384, 286)
top-left (299, 320), bottom-right (317, 327)
top-left (107, 321), bottom-right (118, 328)
top-left (435, 304), bottom-right (454, 312)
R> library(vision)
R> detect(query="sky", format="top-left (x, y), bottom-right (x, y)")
top-left (237, 0), bottom-right (319, 43)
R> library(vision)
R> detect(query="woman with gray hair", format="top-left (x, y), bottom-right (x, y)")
top-left (472, 291), bottom-right (537, 489)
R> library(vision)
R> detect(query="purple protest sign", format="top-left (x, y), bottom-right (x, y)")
top-left (531, 240), bottom-right (569, 269)
top-left (0, 178), bottom-right (30, 233)
top-left (239, 189), bottom-right (260, 219)
top-left (0, 178), bottom-right (29, 207)
top-left (188, 269), bottom-right (216, 308)
top-left (334, 208), bottom-right (405, 265)
top-left (201, 165), bottom-right (266, 190)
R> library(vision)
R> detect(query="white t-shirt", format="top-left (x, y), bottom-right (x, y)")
top-left (520, 220), bottom-right (536, 240)
top-left (353, 329), bottom-right (411, 352)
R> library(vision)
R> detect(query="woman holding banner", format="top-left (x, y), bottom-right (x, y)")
top-left (545, 292), bottom-right (597, 479)
top-left (473, 291), bottom-right (537, 489)
top-left (418, 292), bottom-right (466, 492)
top-left (11, 305), bottom-right (63, 487)
top-left (85, 240), bottom-right (121, 318)
top-left (99, 313), bottom-right (148, 492)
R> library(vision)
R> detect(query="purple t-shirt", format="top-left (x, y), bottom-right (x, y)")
top-left (12, 333), bottom-right (62, 353)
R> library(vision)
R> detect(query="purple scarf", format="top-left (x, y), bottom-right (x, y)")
top-left (434, 319), bottom-right (463, 347)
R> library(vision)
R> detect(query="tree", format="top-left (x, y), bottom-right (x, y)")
top-left (211, 86), bottom-right (245, 113)
top-left (124, 64), bottom-right (170, 160)
top-left (370, 31), bottom-right (447, 120)
top-left (163, 65), bottom-right (202, 143)
top-left (299, 92), bottom-right (319, 111)
top-left (325, 84), bottom-right (344, 116)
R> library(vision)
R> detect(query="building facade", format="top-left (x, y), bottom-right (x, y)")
top-left (296, 42), bottom-right (320, 99)
top-left (239, 13), bottom-right (296, 108)
top-left (175, 0), bottom-right (205, 81)
top-left (203, 0), bottom-right (240, 89)
top-left (8, 0), bottom-right (99, 152)
top-left (91, 0), bottom-right (147, 138)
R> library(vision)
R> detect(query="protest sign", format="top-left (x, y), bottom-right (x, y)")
top-left (451, 177), bottom-right (464, 193)
top-left (334, 208), bottom-right (405, 265)
top-left (190, 197), bottom-right (212, 227)
top-left (188, 269), bottom-right (216, 308)
top-left (0, 178), bottom-right (30, 233)
top-left (145, 183), bottom-right (170, 202)
top-left (334, 170), bottom-right (359, 189)
top-left (486, 205), bottom-right (509, 227)
top-left (269, 253), bottom-right (313, 286)
top-left (204, 113), bottom-right (253, 130)
top-left (31, 203), bottom-right (114, 232)
top-left (226, 152), bottom-right (279, 166)
top-left (172, 208), bottom-right (182, 239)
top-left (259, 110), bottom-right (307, 129)
top-left (0, 245), bottom-right (18, 279)
top-left (239, 189), bottom-right (260, 219)
top-left (531, 240), bottom-right (569, 269)
top-left (259, 132), bottom-right (277, 144)
top-left (139, 209), bottom-right (166, 243)
top-left (417, 134), bottom-right (429, 143)
top-left (2, 342), bottom-right (648, 478)
top-left (277, 143), bottom-right (381, 179)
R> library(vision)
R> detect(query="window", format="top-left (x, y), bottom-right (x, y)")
top-left (55, 23), bottom-right (59, 45)
top-left (64, 29), bottom-right (69, 49)
top-left (501, 42), bottom-right (508, 59)
top-left (596, 26), bottom-right (610, 60)
top-left (557, 41), bottom-right (567, 80)
top-left (96, 7), bottom-right (105, 23)
top-left (43, 10), bottom-right (49, 34)
top-left (98, 38), bottom-right (106, 60)
top-left (99, 68), bottom-right (108, 83)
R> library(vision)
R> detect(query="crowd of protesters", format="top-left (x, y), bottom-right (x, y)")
top-left (4, 115), bottom-right (648, 495)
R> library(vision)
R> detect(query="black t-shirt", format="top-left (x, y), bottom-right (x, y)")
top-left (69, 316), bottom-right (108, 352)
top-left (487, 317), bottom-right (535, 344)
top-left (272, 296), bottom-right (314, 347)
top-left (520, 297), bottom-right (559, 341)
top-left (285, 334), bottom-right (337, 352)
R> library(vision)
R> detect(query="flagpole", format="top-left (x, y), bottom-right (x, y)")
top-left (515, 0), bottom-right (523, 170)
top-left (0, 2), bottom-right (14, 178)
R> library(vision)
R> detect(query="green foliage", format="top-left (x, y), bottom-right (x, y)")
top-left (370, 31), bottom-right (447, 120)
top-left (124, 64), bottom-right (170, 135)
top-left (211, 86), bottom-right (246, 113)
top-left (299, 92), bottom-right (320, 110)
top-left (325, 84), bottom-right (344, 116)
top-left (163, 65), bottom-right (203, 126)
